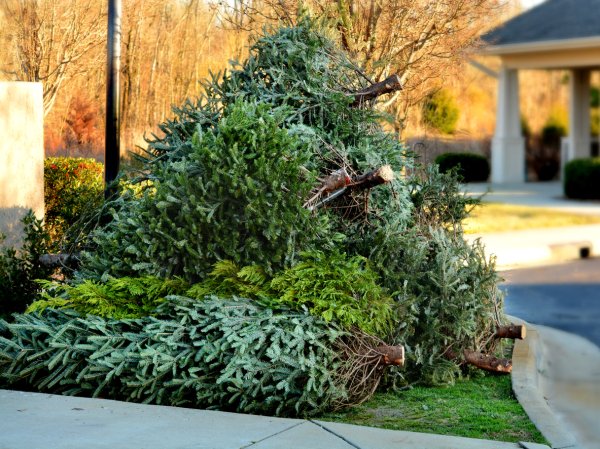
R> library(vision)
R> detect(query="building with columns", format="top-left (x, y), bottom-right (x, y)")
top-left (482, 0), bottom-right (600, 183)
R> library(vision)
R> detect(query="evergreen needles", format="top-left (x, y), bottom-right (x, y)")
top-left (1, 297), bottom-right (346, 417)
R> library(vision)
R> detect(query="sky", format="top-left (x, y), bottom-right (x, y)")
top-left (521, 0), bottom-right (546, 9)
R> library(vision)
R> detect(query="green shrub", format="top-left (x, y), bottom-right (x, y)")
top-left (44, 157), bottom-right (104, 246)
top-left (434, 153), bottom-right (490, 183)
top-left (422, 89), bottom-right (460, 134)
top-left (564, 158), bottom-right (600, 199)
top-left (592, 110), bottom-right (599, 136)
top-left (591, 87), bottom-right (599, 108)
top-left (541, 110), bottom-right (567, 150)
top-left (0, 211), bottom-right (53, 319)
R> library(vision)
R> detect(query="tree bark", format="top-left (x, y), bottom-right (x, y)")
top-left (376, 344), bottom-right (405, 366)
top-left (463, 349), bottom-right (512, 374)
top-left (351, 74), bottom-right (402, 106)
top-left (495, 324), bottom-right (526, 340)
top-left (348, 165), bottom-right (394, 191)
top-left (306, 165), bottom-right (394, 210)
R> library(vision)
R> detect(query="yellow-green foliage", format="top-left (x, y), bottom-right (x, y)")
top-left (190, 253), bottom-right (395, 336)
top-left (270, 252), bottom-right (394, 336)
top-left (27, 276), bottom-right (188, 319)
top-left (186, 260), bottom-right (270, 301)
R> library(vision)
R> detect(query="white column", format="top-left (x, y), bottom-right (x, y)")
top-left (491, 66), bottom-right (526, 183)
top-left (567, 69), bottom-right (591, 161)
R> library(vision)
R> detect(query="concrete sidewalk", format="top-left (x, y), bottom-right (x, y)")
top-left (463, 182), bottom-right (600, 269)
top-left (0, 389), bottom-right (550, 449)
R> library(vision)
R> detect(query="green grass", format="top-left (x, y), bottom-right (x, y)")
top-left (319, 375), bottom-right (548, 444)
top-left (463, 203), bottom-right (600, 234)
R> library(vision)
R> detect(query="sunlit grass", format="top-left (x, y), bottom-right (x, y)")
top-left (319, 375), bottom-right (548, 444)
top-left (463, 203), bottom-right (600, 234)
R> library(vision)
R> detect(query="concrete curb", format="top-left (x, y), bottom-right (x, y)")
top-left (509, 316), bottom-right (581, 449)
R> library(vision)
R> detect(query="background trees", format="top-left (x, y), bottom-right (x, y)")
top-left (1, 1), bottom-right (550, 156)
top-left (0, 0), bottom-right (105, 116)
top-left (217, 0), bottom-right (504, 133)
top-left (0, 0), bottom-right (237, 158)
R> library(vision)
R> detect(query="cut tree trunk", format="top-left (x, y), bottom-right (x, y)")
top-left (376, 344), bottom-right (405, 366)
top-left (307, 165), bottom-right (394, 210)
top-left (495, 324), bottom-right (526, 340)
top-left (351, 74), bottom-right (402, 107)
top-left (463, 349), bottom-right (512, 374)
top-left (348, 165), bottom-right (394, 191)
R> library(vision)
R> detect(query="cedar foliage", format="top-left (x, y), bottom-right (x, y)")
top-left (188, 253), bottom-right (395, 335)
top-left (30, 252), bottom-right (393, 336)
top-left (26, 276), bottom-right (188, 319)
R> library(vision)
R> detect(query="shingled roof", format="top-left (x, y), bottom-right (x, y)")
top-left (483, 0), bottom-right (600, 47)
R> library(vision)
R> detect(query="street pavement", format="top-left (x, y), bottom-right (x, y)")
top-left (503, 258), bottom-right (600, 348)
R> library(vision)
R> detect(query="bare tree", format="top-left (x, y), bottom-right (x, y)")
top-left (0, 0), bottom-right (105, 116)
top-left (215, 0), bottom-right (504, 133)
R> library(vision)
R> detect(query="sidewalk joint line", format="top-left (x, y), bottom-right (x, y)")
top-left (309, 420), bottom-right (362, 449)
top-left (239, 421), bottom-right (304, 448)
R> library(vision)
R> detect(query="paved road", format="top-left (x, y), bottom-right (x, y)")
top-left (502, 257), bottom-right (600, 348)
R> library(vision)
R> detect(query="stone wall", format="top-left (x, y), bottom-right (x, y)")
top-left (0, 82), bottom-right (44, 248)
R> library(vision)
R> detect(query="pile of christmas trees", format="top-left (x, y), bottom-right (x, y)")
top-left (0, 20), bottom-right (509, 416)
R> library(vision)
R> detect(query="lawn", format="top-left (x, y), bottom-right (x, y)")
top-left (319, 374), bottom-right (548, 444)
top-left (463, 203), bottom-right (600, 234)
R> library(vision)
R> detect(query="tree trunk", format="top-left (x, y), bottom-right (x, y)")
top-left (348, 165), bottom-right (394, 191)
top-left (495, 324), bottom-right (526, 340)
top-left (306, 165), bottom-right (394, 210)
top-left (463, 349), bottom-right (512, 374)
top-left (376, 344), bottom-right (405, 366)
top-left (351, 74), bottom-right (402, 106)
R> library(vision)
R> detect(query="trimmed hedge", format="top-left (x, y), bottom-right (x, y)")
top-left (434, 153), bottom-right (490, 183)
top-left (44, 157), bottom-right (104, 245)
top-left (564, 158), bottom-right (600, 199)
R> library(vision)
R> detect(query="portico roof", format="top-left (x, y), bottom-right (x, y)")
top-left (481, 0), bottom-right (599, 184)
top-left (482, 0), bottom-right (600, 65)
top-left (484, 0), bottom-right (600, 48)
